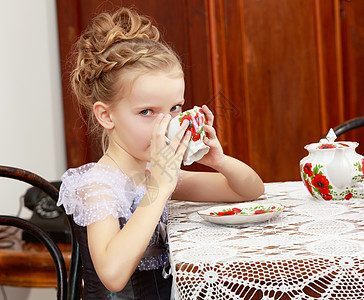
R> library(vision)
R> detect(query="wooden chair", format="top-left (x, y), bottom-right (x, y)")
top-left (333, 116), bottom-right (364, 137)
top-left (0, 166), bottom-right (82, 300)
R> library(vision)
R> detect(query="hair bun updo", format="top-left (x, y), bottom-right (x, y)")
top-left (90, 8), bottom-right (160, 54)
top-left (71, 7), bottom-right (182, 148)
top-left (72, 7), bottom-right (162, 105)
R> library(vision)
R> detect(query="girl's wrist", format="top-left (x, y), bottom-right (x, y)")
top-left (153, 182), bottom-right (175, 198)
top-left (141, 187), bottom-right (170, 207)
top-left (210, 154), bottom-right (227, 171)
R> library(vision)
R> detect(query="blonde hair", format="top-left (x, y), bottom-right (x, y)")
top-left (71, 7), bottom-right (183, 152)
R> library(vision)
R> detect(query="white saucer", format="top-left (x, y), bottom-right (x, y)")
top-left (197, 202), bottom-right (284, 225)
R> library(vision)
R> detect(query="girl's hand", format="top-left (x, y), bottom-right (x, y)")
top-left (197, 105), bottom-right (225, 168)
top-left (150, 114), bottom-right (191, 195)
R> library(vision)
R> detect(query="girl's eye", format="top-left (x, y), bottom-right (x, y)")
top-left (140, 109), bottom-right (152, 116)
top-left (171, 105), bottom-right (182, 113)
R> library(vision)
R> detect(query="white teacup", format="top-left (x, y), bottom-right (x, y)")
top-left (166, 106), bottom-right (210, 166)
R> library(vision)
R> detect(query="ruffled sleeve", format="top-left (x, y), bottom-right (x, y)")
top-left (57, 163), bottom-right (136, 226)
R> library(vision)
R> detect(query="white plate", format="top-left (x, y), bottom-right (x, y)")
top-left (197, 202), bottom-right (284, 225)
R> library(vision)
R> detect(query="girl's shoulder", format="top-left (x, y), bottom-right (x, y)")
top-left (61, 162), bottom-right (127, 183)
top-left (57, 163), bottom-right (136, 226)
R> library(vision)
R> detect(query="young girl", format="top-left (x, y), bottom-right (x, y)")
top-left (58, 7), bottom-right (264, 300)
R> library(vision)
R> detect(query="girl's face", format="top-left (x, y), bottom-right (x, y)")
top-left (109, 70), bottom-right (185, 162)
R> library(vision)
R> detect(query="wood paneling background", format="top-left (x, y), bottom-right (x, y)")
top-left (57, 0), bottom-right (364, 182)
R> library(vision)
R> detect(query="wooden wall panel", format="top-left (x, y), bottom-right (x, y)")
top-left (56, 0), bottom-right (88, 168)
top-left (244, 0), bottom-right (322, 181)
top-left (207, 0), bottom-right (252, 161)
top-left (206, 0), bottom-right (364, 182)
top-left (340, 0), bottom-right (364, 156)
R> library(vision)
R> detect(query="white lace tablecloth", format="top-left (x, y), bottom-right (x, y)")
top-left (167, 181), bottom-right (364, 300)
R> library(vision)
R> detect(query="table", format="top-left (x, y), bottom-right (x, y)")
top-left (0, 232), bottom-right (71, 287)
top-left (167, 181), bottom-right (364, 300)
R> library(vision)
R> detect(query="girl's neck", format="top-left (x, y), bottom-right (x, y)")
top-left (100, 142), bottom-right (147, 177)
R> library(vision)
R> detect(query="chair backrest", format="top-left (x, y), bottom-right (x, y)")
top-left (0, 215), bottom-right (67, 299)
top-left (333, 116), bottom-right (364, 137)
top-left (0, 166), bottom-right (82, 300)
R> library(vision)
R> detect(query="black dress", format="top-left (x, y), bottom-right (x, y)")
top-left (73, 222), bottom-right (172, 300)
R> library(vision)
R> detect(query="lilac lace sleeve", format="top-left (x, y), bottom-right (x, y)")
top-left (57, 163), bottom-right (135, 227)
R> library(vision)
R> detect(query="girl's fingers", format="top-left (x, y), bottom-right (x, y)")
top-left (153, 114), bottom-right (171, 149)
top-left (159, 114), bottom-right (172, 134)
top-left (204, 124), bottom-right (216, 139)
top-left (159, 114), bottom-right (172, 143)
top-left (176, 131), bottom-right (191, 161)
top-left (169, 120), bottom-right (190, 151)
top-left (202, 105), bottom-right (214, 126)
top-left (151, 113), bottom-right (164, 152)
top-left (152, 115), bottom-right (189, 162)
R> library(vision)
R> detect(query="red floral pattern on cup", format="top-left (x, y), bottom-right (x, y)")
top-left (192, 133), bottom-right (200, 142)
top-left (195, 114), bottom-right (203, 126)
top-left (179, 109), bottom-right (206, 142)
top-left (180, 115), bottom-right (197, 137)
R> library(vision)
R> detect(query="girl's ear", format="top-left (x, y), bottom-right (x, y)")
top-left (93, 101), bottom-right (114, 130)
